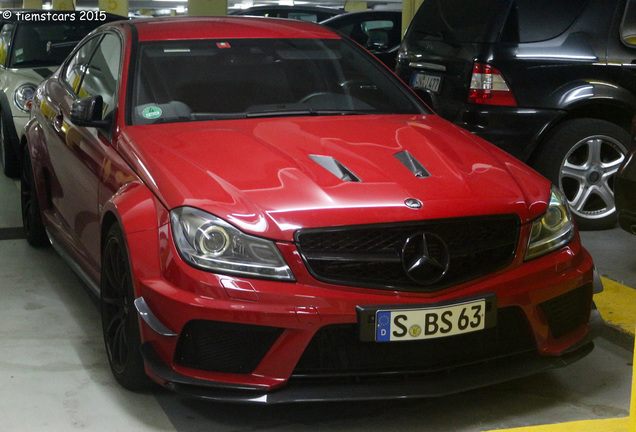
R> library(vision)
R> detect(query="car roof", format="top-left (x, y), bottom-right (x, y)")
top-left (231, 5), bottom-right (343, 16)
top-left (320, 10), bottom-right (402, 25)
top-left (122, 16), bottom-right (341, 42)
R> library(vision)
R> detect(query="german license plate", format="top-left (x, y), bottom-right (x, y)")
top-left (373, 299), bottom-right (488, 342)
top-left (412, 73), bottom-right (441, 93)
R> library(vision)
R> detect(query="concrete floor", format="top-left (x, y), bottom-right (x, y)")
top-left (0, 172), bottom-right (633, 431)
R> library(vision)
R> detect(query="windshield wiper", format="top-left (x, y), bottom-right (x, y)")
top-left (191, 113), bottom-right (248, 121)
top-left (314, 109), bottom-right (372, 116)
top-left (245, 108), bottom-right (375, 118)
top-left (246, 109), bottom-right (316, 118)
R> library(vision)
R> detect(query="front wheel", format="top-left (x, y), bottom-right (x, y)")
top-left (101, 224), bottom-right (153, 391)
top-left (1, 114), bottom-right (20, 178)
top-left (533, 119), bottom-right (630, 230)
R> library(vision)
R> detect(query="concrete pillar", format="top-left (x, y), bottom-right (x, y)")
top-left (98, 0), bottom-right (129, 18)
top-left (22, 0), bottom-right (42, 8)
top-left (52, 0), bottom-right (74, 10)
top-left (401, 0), bottom-right (424, 38)
top-left (188, 0), bottom-right (227, 16)
top-left (344, 1), bottom-right (366, 12)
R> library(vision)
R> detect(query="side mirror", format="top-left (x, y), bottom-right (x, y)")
top-left (70, 95), bottom-right (110, 128)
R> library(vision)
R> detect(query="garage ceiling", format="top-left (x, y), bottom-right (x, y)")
top-left (0, 0), bottom-right (403, 13)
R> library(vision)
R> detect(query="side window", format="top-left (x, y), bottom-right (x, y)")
top-left (77, 33), bottom-right (122, 121)
top-left (341, 19), bottom-right (398, 50)
top-left (287, 12), bottom-right (319, 22)
top-left (621, 0), bottom-right (636, 46)
top-left (365, 20), bottom-right (399, 49)
top-left (0, 24), bottom-right (14, 66)
top-left (63, 35), bottom-right (101, 94)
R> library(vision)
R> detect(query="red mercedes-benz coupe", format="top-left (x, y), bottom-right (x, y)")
top-left (21, 17), bottom-right (602, 403)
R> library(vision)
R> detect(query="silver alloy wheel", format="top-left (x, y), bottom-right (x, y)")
top-left (558, 134), bottom-right (627, 222)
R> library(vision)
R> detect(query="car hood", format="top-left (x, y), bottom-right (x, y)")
top-left (8, 66), bottom-right (56, 83)
top-left (119, 115), bottom-right (550, 240)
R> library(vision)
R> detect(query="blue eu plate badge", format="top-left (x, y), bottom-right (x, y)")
top-left (376, 311), bottom-right (392, 341)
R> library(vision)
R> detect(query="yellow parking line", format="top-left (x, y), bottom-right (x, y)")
top-left (482, 276), bottom-right (636, 432)
top-left (631, 329), bottom-right (635, 432)
top-left (481, 418), bottom-right (630, 432)
top-left (482, 332), bottom-right (635, 432)
top-left (596, 277), bottom-right (636, 337)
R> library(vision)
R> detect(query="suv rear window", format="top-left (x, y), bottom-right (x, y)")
top-left (409, 0), bottom-right (502, 43)
top-left (409, 0), bottom-right (589, 44)
top-left (514, 0), bottom-right (589, 42)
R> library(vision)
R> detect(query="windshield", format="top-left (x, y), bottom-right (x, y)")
top-left (130, 38), bottom-right (425, 125)
top-left (8, 21), bottom-right (108, 68)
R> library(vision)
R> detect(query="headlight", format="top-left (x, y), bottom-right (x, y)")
top-left (170, 207), bottom-right (295, 281)
top-left (14, 83), bottom-right (37, 112)
top-left (525, 186), bottom-right (575, 260)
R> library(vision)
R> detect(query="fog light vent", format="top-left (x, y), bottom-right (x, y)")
top-left (540, 284), bottom-right (592, 339)
top-left (174, 320), bottom-right (284, 374)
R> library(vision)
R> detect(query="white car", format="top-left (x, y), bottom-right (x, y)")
top-left (0, 10), bottom-right (120, 177)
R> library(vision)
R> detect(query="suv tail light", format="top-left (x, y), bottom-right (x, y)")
top-left (468, 63), bottom-right (517, 106)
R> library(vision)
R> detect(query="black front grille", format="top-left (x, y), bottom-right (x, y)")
top-left (295, 215), bottom-right (520, 292)
top-left (174, 320), bottom-right (284, 374)
top-left (293, 306), bottom-right (534, 376)
top-left (540, 284), bottom-right (593, 339)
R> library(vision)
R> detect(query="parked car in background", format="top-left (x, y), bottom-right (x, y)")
top-left (23, 16), bottom-right (600, 402)
top-left (0, 9), bottom-right (120, 177)
top-left (396, 0), bottom-right (636, 230)
top-left (321, 10), bottom-right (401, 69)
top-left (230, 5), bottom-right (343, 22)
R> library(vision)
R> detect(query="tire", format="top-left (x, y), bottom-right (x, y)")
top-left (533, 118), bottom-right (631, 231)
top-left (21, 145), bottom-right (48, 247)
top-left (1, 114), bottom-right (20, 178)
top-left (101, 224), bottom-right (153, 391)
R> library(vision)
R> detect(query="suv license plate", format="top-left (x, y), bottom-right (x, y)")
top-left (375, 299), bottom-right (486, 342)
top-left (412, 73), bottom-right (441, 93)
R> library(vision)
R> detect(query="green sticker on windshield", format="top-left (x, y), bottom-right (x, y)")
top-left (142, 106), bottom-right (162, 119)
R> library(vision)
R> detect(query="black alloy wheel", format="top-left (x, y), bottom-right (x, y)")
top-left (101, 224), bottom-right (152, 391)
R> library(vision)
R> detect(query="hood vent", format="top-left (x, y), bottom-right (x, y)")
top-left (394, 151), bottom-right (430, 178)
top-left (309, 155), bottom-right (361, 182)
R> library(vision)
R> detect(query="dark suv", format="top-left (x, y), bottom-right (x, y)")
top-left (396, 0), bottom-right (636, 230)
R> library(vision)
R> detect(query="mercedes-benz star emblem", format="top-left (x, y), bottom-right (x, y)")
top-left (402, 232), bottom-right (450, 285)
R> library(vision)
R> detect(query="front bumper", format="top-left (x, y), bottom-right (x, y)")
top-left (127, 222), bottom-right (599, 403)
top-left (140, 311), bottom-right (601, 403)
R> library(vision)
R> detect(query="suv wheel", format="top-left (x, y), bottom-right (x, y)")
top-left (534, 119), bottom-right (630, 230)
